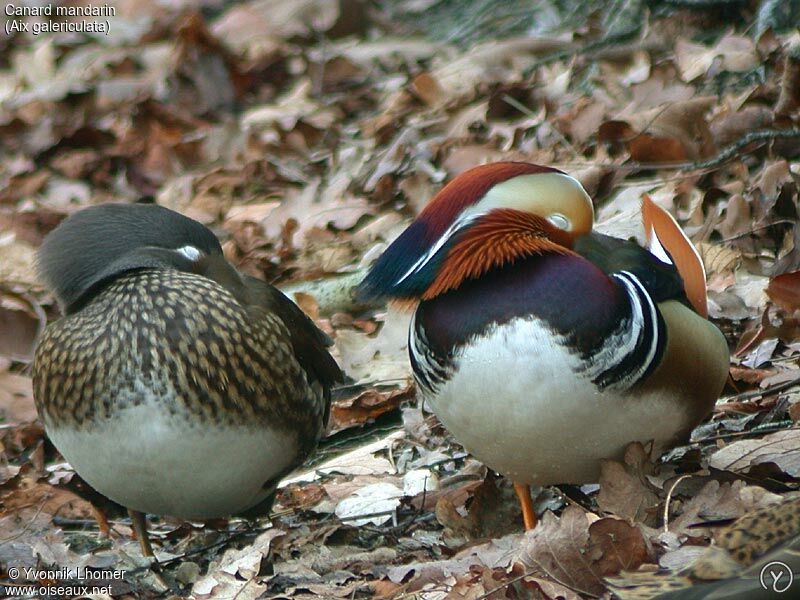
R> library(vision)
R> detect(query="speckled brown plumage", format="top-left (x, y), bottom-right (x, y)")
top-left (716, 495), bottom-right (800, 565)
top-left (34, 269), bottom-right (325, 443)
top-left (608, 495), bottom-right (800, 599)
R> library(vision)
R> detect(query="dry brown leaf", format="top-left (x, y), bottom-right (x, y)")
top-left (700, 243), bottom-right (741, 294)
top-left (767, 271), bottom-right (800, 312)
top-left (242, 79), bottom-right (339, 132)
top-left (0, 469), bottom-right (96, 522)
top-left (630, 97), bottom-right (717, 162)
top-left (597, 443), bottom-right (661, 524)
top-left (626, 76), bottom-right (696, 113)
top-left (711, 105), bottom-right (774, 147)
top-left (192, 529), bottom-right (284, 599)
top-left (212, 0), bottom-right (341, 62)
top-left (587, 518), bottom-right (651, 576)
top-left (776, 47), bottom-right (800, 117)
top-left (417, 37), bottom-right (570, 109)
top-left (386, 533), bottom-right (518, 587)
top-left (0, 287), bottom-right (43, 363)
top-left (329, 385), bottom-right (414, 434)
top-left (0, 371), bottom-right (37, 425)
top-left (335, 482), bottom-right (403, 526)
top-left (410, 72), bottom-right (447, 107)
top-left (674, 34), bottom-right (758, 82)
top-left (709, 429), bottom-right (800, 478)
top-left (334, 308), bottom-right (412, 385)
top-left (523, 574), bottom-right (583, 600)
top-left (563, 100), bottom-right (607, 145)
top-left (716, 193), bottom-right (753, 241)
top-left (516, 505), bottom-right (607, 597)
top-left (260, 177), bottom-right (374, 247)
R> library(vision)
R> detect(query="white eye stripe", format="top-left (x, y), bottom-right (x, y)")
top-left (394, 210), bottom-right (486, 285)
top-left (176, 245), bottom-right (202, 261)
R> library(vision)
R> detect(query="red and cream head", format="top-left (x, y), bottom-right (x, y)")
top-left (358, 162), bottom-right (595, 301)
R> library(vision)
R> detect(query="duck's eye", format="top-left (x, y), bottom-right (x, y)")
top-left (547, 213), bottom-right (570, 230)
top-left (176, 245), bottom-right (202, 261)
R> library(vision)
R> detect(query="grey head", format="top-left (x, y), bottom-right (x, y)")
top-left (38, 203), bottom-right (225, 314)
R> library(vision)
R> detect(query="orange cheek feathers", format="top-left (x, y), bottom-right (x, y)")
top-left (422, 209), bottom-right (576, 300)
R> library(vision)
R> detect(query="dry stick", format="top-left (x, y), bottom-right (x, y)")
top-left (719, 219), bottom-right (798, 244)
top-left (663, 474), bottom-right (693, 534)
top-left (474, 570), bottom-right (535, 600)
top-left (605, 128), bottom-right (800, 173)
top-left (684, 128), bottom-right (800, 171)
top-left (541, 130), bottom-right (800, 177)
top-left (502, 94), bottom-right (582, 160)
top-left (722, 374), bottom-right (800, 403)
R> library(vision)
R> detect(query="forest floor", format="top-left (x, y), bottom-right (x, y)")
top-left (1, 0), bottom-right (800, 598)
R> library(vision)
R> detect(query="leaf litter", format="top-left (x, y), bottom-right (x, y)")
top-left (1, 0), bottom-right (800, 598)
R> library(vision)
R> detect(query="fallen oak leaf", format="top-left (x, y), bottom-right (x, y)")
top-left (597, 442), bottom-right (661, 525)
top-left (516, 505), bottom-right (607, 597)
top-left (709, 429), bottom-right (800, 479)
top-left (386, 533), bottom-right (519, 588)
top-left (674, 34), bottom-right (758, 82)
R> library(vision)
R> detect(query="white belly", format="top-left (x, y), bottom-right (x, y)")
top-left (424, 318), bottom-right (691, 485)
top-left (46, 399), bottom-right (299, 519)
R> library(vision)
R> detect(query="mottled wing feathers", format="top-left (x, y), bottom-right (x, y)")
top-left (243, 276), bottom-right (344, 394)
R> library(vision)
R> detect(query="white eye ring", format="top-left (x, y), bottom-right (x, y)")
top-left (176, 245), bottom-right (202, 261)
top-left (547, 213), bottom-right (570, 230)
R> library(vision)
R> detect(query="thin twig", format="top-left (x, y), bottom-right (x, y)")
top-left (696, 421), bottom-right (795, 443)
top-left (474, 570), bottom-right (533, 600)
top-left (719, 220), bottom-right (797, 243)
top-left (663, 474), bottom-right (693, 534)
top-left (721, 375), bottom-right (800, 403)
top-left (501, 94), bottom-right (581, 160)
top-left (683, 128), bottom-right (800, 171)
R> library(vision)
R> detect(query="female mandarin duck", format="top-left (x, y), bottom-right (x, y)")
top-left (358, 162), bottom-right (729, 529)
top-left (33, 203), bottom-right (342, 555)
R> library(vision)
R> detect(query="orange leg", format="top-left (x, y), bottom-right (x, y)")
top-left (129, 509), bottom-right (155, 557)
top-left (91, 505), bottom-right (111, 538)
top-left (513, 482), bottom-right (537, 530)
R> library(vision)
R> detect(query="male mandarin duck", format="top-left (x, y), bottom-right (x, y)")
top-left (32, 203), bottom-right (342, 555)
top-left (358, 162), bottom-right (729, 529)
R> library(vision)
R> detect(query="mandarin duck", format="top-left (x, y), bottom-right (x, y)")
top-left (32, 203), bottom-right (342, 556)
top-left (358, 162), bottom-right (729, 529)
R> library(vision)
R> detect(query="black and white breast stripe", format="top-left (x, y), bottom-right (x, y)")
top-left (408, 260), bottom-right (666, 396)
top-left (581, 270), bottom-right (665, 390)
top-left (409, 312), bottom-right (453, 395)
